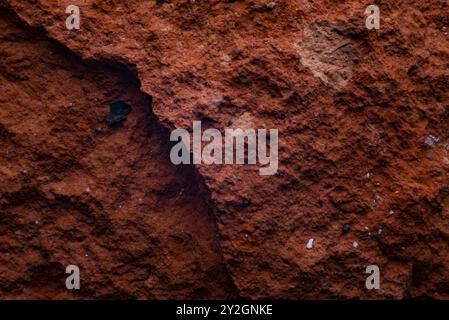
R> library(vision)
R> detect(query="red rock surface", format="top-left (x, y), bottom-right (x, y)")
top-left (1, 0), bottom-right (449, 299)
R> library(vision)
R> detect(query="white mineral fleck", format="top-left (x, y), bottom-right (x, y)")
top-left (306, 238), bottom-right (314, 249)
top-left (424, 135), bottom-right (439, 147)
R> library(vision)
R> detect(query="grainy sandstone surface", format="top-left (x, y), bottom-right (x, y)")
top-left (1, 0), bottom-right (449, 299)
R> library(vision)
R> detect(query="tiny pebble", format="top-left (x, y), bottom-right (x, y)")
top-left (352, 241), bottom-right (359, 248)
top-left (306, 238), bottom-right (314, 249)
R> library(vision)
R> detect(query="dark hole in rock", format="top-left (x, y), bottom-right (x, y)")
top-left (107, 100), bottom-right (132, 126)
top-left (342, 223), bottom-right (350, 234)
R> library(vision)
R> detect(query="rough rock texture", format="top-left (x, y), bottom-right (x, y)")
top-left (1, 0), bottom-right (449, 299)
top-left (0, 9), bottom-right (235, 299)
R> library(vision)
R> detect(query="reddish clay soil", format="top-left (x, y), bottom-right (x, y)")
top-left (1, 0), bottom-right (449, 299)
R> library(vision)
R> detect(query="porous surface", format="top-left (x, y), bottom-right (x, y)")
top-left (1, 0), bottom-right (449, 299)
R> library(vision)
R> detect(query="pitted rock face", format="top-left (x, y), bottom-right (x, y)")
top-left (1, 0), bottom-right (449, 299)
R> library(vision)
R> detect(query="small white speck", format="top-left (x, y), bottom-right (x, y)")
top-left (85, 187), bottom-right (91, 193)
top-left (306, 238), bottom-right (314, 249)
top-left (366, 172), bottom-right (372, 178)
top-left (424, 135), bottom-right (439, 147)
top-left (35, 220), bottom-right (39, 224)
top-left (267, 2), bottom-right (276, 9)
top-left (378, 228), bottom-right (382, 235)
top-left (388, 209), bottom-right (394, 216)
top-left (85, 254), bottom-right (89, 257)
top-left (352, 241), bottom-right (359, 248)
